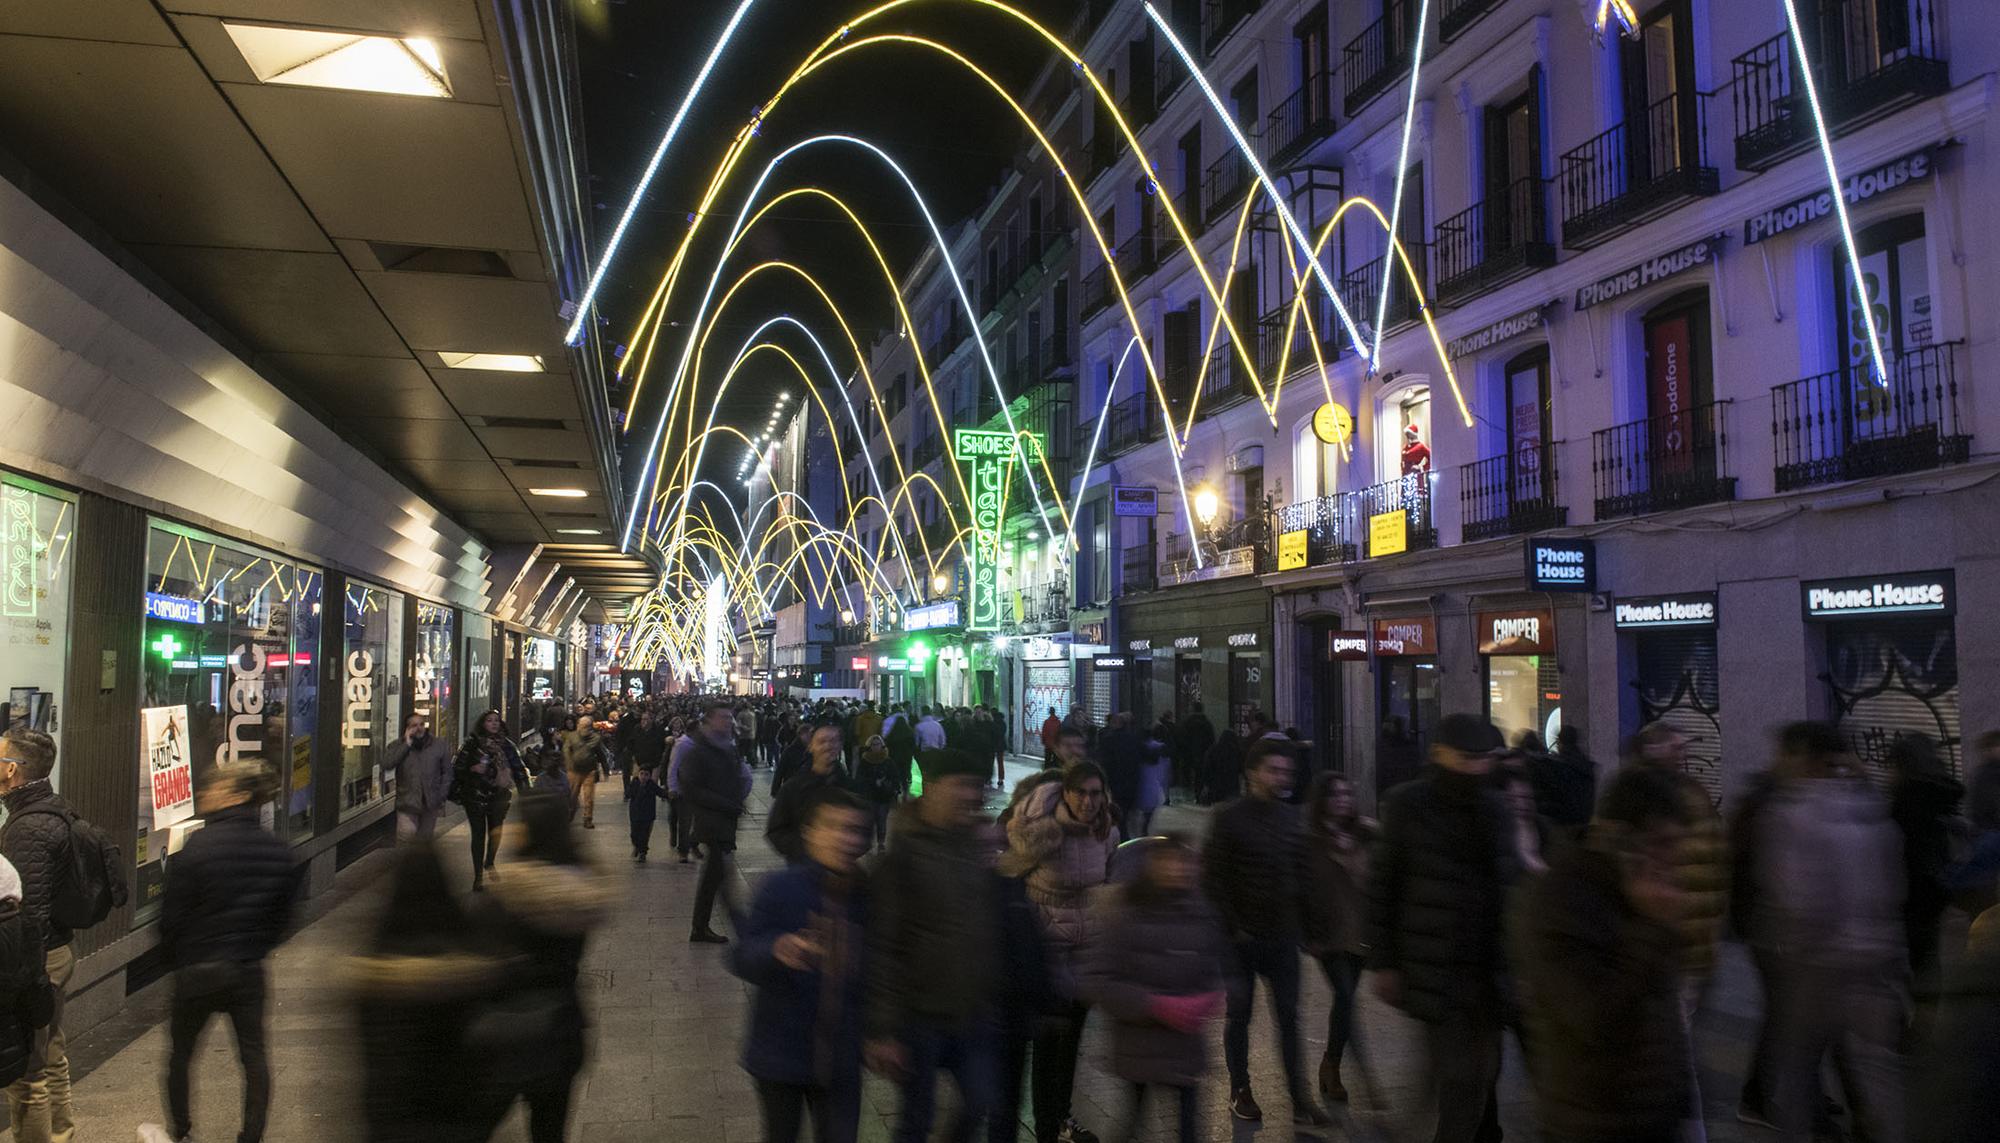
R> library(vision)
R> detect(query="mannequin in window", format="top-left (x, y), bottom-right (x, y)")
top-left (1399, 423), bottom-right (1431, 476)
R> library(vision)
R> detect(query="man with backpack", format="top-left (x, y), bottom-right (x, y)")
top-left (0, 726), bottom-right (122, 1143)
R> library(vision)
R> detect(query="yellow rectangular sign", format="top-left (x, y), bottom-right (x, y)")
top-left (1277, 529), bottom-right (1309, 571)
top-left (1369, 509), bottom-right (1408, 558)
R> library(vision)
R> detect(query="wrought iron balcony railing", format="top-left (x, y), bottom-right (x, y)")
top-left (1202, 148), bottom-right (1254, 225)
top-left (1772, 341), bottom-right (1968, 492)
top-left (1106, 391), bottom-right (1161, 456)
top-left (1114, 233), bottom-right (1158, 286)
top-left (1338, 249), bottom-right (1429, 340)
top-left (1342, 0), bottom-right (1417, 116)
top-left (1592, 399), bottom-right (1735, 519)
top-left (1732, 3), bottom-right (1947, 171)
top-left (1257, 297), bottom-right (1343, 379)
top-left (1203, 0), bottom-right (1261, 55)
top-left (1440, 0), bottom-right (1508, 41)
top-left (1356, 472), bottom-right (1437, 557)
top-left (1155, 189), bottom-right (1196, 266)
top-left (1433, 176), bottom-right (1555, 303)
top-left (1267, 70), bottom-right (1336, 166)
top-left (1459, 442), bottom-right (1566, 541)
top-left (1272, 494), bottom-right (1356, 568)
top-left (910, 432), bottom-right (944, 472)
top-left (1081, 262), bottom-right (1114, 320)
top-left (1155, 45), bottom-right (1189, 108)
top-left (1559, 89), bottom-right (1719, 249)
top-left (1121, 540), bottom-right (1158, 594)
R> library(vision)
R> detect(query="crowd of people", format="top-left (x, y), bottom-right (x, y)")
top-left (1, 684), bottom-right (1999, 1143)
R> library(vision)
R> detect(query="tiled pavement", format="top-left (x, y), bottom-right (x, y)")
top-left (55, 757), bottom-right (1771, 1142)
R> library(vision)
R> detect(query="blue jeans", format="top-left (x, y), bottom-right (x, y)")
top-left (896, 1021), bottom-right (997, 1143)
top-left (1224, 937), bottom-right (1305, 1096)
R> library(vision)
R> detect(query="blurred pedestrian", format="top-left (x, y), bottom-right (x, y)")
top-left (1302, 772), bottom-right (1374, 1103)
top-left (854, 735), bottom-right (902, 854)
top-left (452, 710), bottom-right (529, 893)
top-left (387, 713), bottom-right (452, 842)
top-left (157, 764), bottom-right (298, 1143)
top-left (626, 765), bottom-right (668, 863)
top-left (684, 700), bottom-right (748, 943)
top-left (1000, 762), bottom-right (1121, 1143)
top-left (1909, 905), bottom-right (2000, 1143)
top-left (734, 789), bottom-right (872, 1143)
top-left (1202, 738), bottom-right (1328, 1128)
top-left (561, 714), bottom-right (604, 830)
top-left (866, 748), bottom-right (1001, 1142)
top-left (0, 855), bottom-right (49, 1091)
top-left (1516, 765), bottom-right (1694, 1143)
top-left (1888, 733), bottom-right (1963, 1000)
top-left (767, 725), bottom-right (849, 865)
top-left (1094, 714), bottom-right (1145, 839)
top-left (1527, 725), bottom-right (1597, 837)
top-left (1081, 835), bottom-right (1225, 1143)
top-left (1367, 713), bottom-right (1515, 1143)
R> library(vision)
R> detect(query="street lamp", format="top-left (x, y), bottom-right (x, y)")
top-left (840, 609), bottom-right (855, 624)
top-left (1193, 486), bottom-right (1220, 529)
top-left (931, 571), bottom-right (950, 595)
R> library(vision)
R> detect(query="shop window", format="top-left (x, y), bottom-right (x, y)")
top-left (1503, 347), bottom-right (1553, 497)
top-left (1836, 214), bottom-right (1932, 369)
top-left (1634, 627), bottom-right (1722, 802)
top-left (138, 524), bottom-right (320, 919)
top-left (0, 475), bottom-right (76, 783)
top-left (1381, 384), bottom-right (1433, 481)
top-left (339, 583), bottom-right (404, 819)
top-left (1486, 654), bottom-right (1561, 751)
top-left (415, 602), bottom-right (457, 742)
top-left (525, 636), bottom-right (559, 703)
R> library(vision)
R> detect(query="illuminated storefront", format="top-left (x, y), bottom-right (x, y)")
top-left (338, 582), bottom-right (404, 819)
top-left (0, 473), bottom-right (76, 785)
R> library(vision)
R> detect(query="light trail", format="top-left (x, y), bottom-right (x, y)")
top-left (1372, 0), bottom-right (1433, 368)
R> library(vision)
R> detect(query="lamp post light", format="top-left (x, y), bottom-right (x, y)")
top-left (1193, 486), bottom-right (1220, 536)
top-left (931, 571), bottom-right (950, 596)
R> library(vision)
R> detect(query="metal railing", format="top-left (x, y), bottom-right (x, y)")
top-left (1121, 540), bottom-right (1158, 593)
top-left (1272, 493), bottom-right (1355, 567)
top-left (1155, 189), bottom-right (1196, 265)
top-left (1009, 579), bottom-right (1069, 629)
top-left (1772, 342), bottom-right (1968, 492)
top-left (923, 310), bottom-right (967, 366)
top-left (1040, 330), bottom-right (1073, 378)
top-left (1115, 232), bottom-right (1158, 285)
top-left (1082, 263), bottom-right (1113, 319)
top-left (1012, 381), bottom-right (1075, 473)
top-left (1107, 392), bottom-right (1159, 455)
top-left (1338, 249), bottom-right (1429, 338)
top-left (1559, 90), bottom-right (1719, 249)
top-left (1441, 0), bottom-right (1507, 41)
top-left (1257, 298), bottom-right (1342, 379)
top-left (910, 432), bottom-right (944, 472)
top-left (1203, 0), bottom-right (1261, 54)
top-left (1732, 3), bottom-right (1947, 171)
top-left (1267, 70), bottom-right (1335, 165)
top-left (1356, 472), bottom-right (1437, 556)
top-left (1433, 176), bottom-right (1554, 302)
top-left (1202, 148), bottom-right (1253, 225)
top-left (1119, 85), bottom-right (1158, 133)
top-left (1195, 341), bottom-right (1258, 414)
top-left (1459, 442), bottom-right (1566, 540)
top-left (1155, 45), bottom-right (1189, 108)
top-left (1592, 399), bottom-right (1735, 518)
top-left (1342, 0), bottom-right (1417, 116)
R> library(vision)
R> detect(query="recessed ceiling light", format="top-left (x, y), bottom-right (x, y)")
top-left (438, 351), bottom-right (544, 372)
top-left (555, 528), bottom-right (603, 535)
top-left (224, 23), bottom-right (452, 98)
top-left (529, 487), bottom-right (588, 498)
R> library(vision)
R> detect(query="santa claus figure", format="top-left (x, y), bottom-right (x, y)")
top-left (1400, 422), bottom-right (1431, 474)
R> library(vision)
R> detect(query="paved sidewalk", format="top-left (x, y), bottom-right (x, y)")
top-left (51, 761), bottom-right (1770, 1142)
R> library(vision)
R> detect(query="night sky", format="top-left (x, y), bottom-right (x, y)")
top-left (573, 0), bottom-right (1080, 523)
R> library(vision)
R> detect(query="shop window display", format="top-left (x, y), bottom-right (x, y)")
top-left (339, 583), bottom-right (405, 819)
top-left (415, 602), bottom-right (458, 745)
top-left (1382, 385), bottom-right (1432, 482)
top-left (138, 524), bottom-right (319, 918)
top-left (0, 475), bottom-right (76, 785)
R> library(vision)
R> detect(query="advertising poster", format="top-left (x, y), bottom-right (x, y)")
top-left (1645, 312), bottom-right (1694, 477)
top-left (142, 705), bottom-right (195, 831)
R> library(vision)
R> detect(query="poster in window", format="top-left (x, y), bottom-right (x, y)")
top-left (1645, 312), bottom-right (1694, 476)
top-left (1507, 361), bottom-right (1544, 485)
top-left (1845, 248), bottom-right (1894, 433)
top-left (1898, 236), bottom-right (1931, 348)
top-left (142, 704), bottom-right (195, 831)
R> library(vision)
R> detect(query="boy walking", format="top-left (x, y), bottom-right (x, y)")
top-left (628, 766), bottom-right (668, 862)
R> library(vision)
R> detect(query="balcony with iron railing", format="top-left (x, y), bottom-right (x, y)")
top-left (1161, 512), bottom-right (1269, 587)
top-left (1592, 399), bottom-right (1735, 519)
top-left (910, 432), bottom-right (945, 472)
top-left (1155, 45), bottom-right (1189, 108)
top-left (1121, 540), bottom-right (1159, 594)
top-left (1433, 176), bottom-right (1555, 304)
top-left (1114, 232), bottom-right (1158, 286)
top-left (1441, 0), bottom-right (1508, 41)
top-left (1342, 0), bottom-right (1417, 116)
top-left (1040, 330), bottom-right (1074, 380)
top-left (1559, 90), bottom-right (1720, 249)
top-left (1106, 391), bottom-right (1162, 456)
top-left (1203, 149), bottom-right (1253, 225)
top-left (1459, 442), bottom-right (1566, 541)
top-left (1087, 129), bottom-right (1122, 186)
top-left (1154, 189), bottom-right (1196, 267)
top-left (1267, 70), bottom-right (1336, 166)
top-left (1732, 2), bottom-right (1947, 171)
top-left (1272, 493), bottom-right (1356, 568)
top-left (1007, 578), bottom-right (1070, 631)
top-left (1357, 471), bottom-right (1438, 557)
top-left (1338, 248), bottom-right (1430, 339)
top-left (1119, 84), bottom-right (1158, 134)
top-left (923, 310), bottom-right (968, 366)
top-left (1771, 341), bottom-right (1968, 492)
top-left (1257, 297), bottom-right (1343, 379)
top-left (1203, 0), bottom-right (1261, 54)
top-left (1081, 262), bottom-right (1114, 320)
top-left (1195, 337), bottom-right (1260, 416)
top-left (833, 621), bottom-right (870, 646)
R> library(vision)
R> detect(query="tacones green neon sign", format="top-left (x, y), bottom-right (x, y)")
top-left (954, 429), bottom-right (1043, 631)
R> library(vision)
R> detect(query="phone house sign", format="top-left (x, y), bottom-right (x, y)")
top-left (1802, 570), bottom-right (1954, 620)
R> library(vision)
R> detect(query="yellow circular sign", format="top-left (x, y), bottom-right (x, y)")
top-left (1312, 402), bottom-right (1353, 445)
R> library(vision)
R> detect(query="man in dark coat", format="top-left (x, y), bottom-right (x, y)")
top-left (766, 725), bottom-right (848, 864)
top-left (387, 712), bottom-right (453, 842)
top-left (1367, 713), bottom-right (1516, 1143)
top-left (1093, 714), bottom-right (1146, 834)
top-left (1517, 765), bottom-right (1693, 1143)
top-left (683, 701), bottom-right (748, 943)
top-left (0, 727), bottom-right (78, 1143)
top-left (1201, 737), bottom-right (1327, 1128)
top-left (159, 764), bottom-right (299, 1143)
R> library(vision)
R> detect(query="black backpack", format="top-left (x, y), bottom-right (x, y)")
top-left (9, 801), bottom-right (127, 930)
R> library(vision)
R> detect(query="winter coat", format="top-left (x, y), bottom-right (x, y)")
top-left (1095, 726), bottom-right (1147, 813)
top-left (680, 734), bottom-right (746, 847)
top-left (865, 803), bottom-right (999, 1036)
top-left (1727, 770), bottom-right (1779, 943)
top-left (1201, 795), bottom-right (1309, 941)
top-left (1527, 748), bottom-right (1597, 833)
top-left (561, 726), bottom-right (603, 776)
top-left (1516, 839), bottom-right (1689, 1141)
top-left (1367, 766), bottom-right (1518, 1022)
top-left (999, 780), bottom-right (1120, 997)
top-left (766, 766), bottom-right (850, 864)
top-left (625, 776), bottom-right (666, 825)
top-left (1134, 747), bottom-right (1171, 814)
top-left (477, 858), bottom-right (614, 1075)
top-left (993, 873), bottom-right (1055, 1035)
top-left (0, 781), bottom-right (77, 951)
top-left (1909, 916), bottom-right (2000, 1143)
top-left (731, 862), bottom-right (867, 1089)
top-left (1081, 888), bottom-right (1228, 1087)
top-left (1304, 820), bottom-right (1377, 955)
top-left (160, 804), bottom-right (298, 968)
top-left (854, 748), bottom-right (904, 806)
top-left (388, 734), bottom-right (453, 816)
top-left (1755, 776), bottom-right (1905, 971)
top-left (630, 724), bottom-right (667, 774)
top-left (450, 735), bottom-right (528, 807)
top-left (1633, 761), bottom-right (1728, 976)
top-left (1892, 771), bottom-right (1966, 935)
top-left (0, 858), bottom-right (51, 1090)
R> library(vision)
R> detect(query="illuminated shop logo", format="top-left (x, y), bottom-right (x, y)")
top-left (219, 643), bottom-right (268, 767)
top-left (2, 486), bottom-right (34, 619)
top-left (145, 592), bottom-right (205, 624)
top-left (341, 651), bottom-right (375, 749)
top-left (1802, 571), bottom-right (1954, 621)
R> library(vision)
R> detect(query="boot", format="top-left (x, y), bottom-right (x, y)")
top-left (1318, 1052), bottom-right (1347, 1102)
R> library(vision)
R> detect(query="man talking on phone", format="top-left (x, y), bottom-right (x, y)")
top-left (387, 713), bottom-right (452, 842)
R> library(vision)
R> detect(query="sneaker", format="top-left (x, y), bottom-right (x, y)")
top-left (1736, 1104), bottom-right (1778, 1131)
top-left (1056, 1120), bottom-right (1097, 1143)
top-left (1229, 1087), bottom-right (1262, 1122)
top-left (1292, 1096), bottom-right (1331, 1129)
